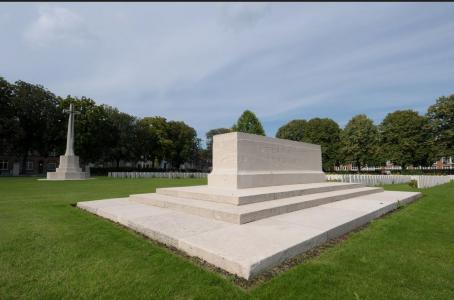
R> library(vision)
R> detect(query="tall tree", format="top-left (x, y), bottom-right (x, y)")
top-left (140, 116), bottom-right (171, 167)
top-left (0, 77), bottom-right (18, 155)
top-left (104, 106), bottom-right (138, 167)
top-left (232, 110), bottom-right (265, 136)
top-left (341, 114), bottom-right (379, 172)
top-left (276, 119), bottom-right (307, 141)
top-left (427, 94), bottom-right (454, 159)
top-left (380, 110), bottom-right (432, 168)
top-left (166, 121), bottom-right (198, 169)
top-left (134, 119), bottom-right (158, 166)
top-left (303, 118), bottom-right (341, 171)
top-left (12, 81), bottom-right (62, 173)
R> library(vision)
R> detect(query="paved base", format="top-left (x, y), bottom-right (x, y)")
top-left (155, 182), bottom-right (366, 205)
top-left (130, 186), bottom-right (384, 224)
top-left (77, 188), bottom-right (421, 279)
top-left (46, 172), bottom-right (89, 180)
top-left (38, 177), bottom-right (94, 181)
top-left (46, 154), bottom-right (89, 180)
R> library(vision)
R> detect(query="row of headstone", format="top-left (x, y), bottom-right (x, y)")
top-left (326, 174), bottom-right (453, 188)
top-left (327, 174), bottom-right (412, 186)
top-left (109, 172), bottom-right (451, 187)
top-left (108, 172), bottom-right (208, 179)
top-left (413, 175), bottom-right (452, 188)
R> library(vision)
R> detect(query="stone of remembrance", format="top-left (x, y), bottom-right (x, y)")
top-left (78, 132), bottom-right (421, 279)
top-left (208, 132), bottom-right (326, 188)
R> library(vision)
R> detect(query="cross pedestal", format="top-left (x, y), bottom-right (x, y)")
top-left (47, 103), bottom-right (89, 180)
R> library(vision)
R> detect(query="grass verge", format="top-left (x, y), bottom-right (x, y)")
top-left (1, 177), bottom-right (453, 299)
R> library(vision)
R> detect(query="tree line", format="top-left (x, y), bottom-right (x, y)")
top-left (207, 97), bottom-right (454, 172)
top-left (0, 77), bottom-right (202, 173)
top-left (1, 76), bottom-right (453, 174)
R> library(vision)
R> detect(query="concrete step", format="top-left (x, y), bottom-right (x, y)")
top-left (78, 190), bottom-right (421, 279)
top-left (155, 182), bottom-right (365, 205)
top-left (129, 186), bottom-right (384, 224)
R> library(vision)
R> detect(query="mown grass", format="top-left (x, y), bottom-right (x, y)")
top-left (0, 177), bottom-right (453, 299)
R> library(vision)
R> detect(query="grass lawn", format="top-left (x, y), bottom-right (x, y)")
top-left (0, 177), bottom-right (453, 299)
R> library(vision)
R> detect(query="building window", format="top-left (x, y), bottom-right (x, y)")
top-left (26, 160), bottom-right (34, 171)
top-left (47, 163), bottom-right (56, 172)
top-left (0, 160), bottom-right (8, 170)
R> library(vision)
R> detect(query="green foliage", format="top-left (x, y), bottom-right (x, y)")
top-left (408, 179), bottom-right (418, 188)
top-left (341, 114), bottom-right (380, 171)
top-left (427, 94), bottom-right (454, 158)
top-left (1, 74), bottom-right (453, 173)
top-left (134, 119), bottom-right (159, 164)
top-left (0, 77), bottom-right (203, 170)
top-left (166, 121), bottom-right (199, 168)
top-left (232, 110), bottom-right (265, 136)
top-left (11, 81), bottom-right (63, 173)
top-left (103, 106), bottom-right (139, 166)
top-left (273, 95), bottom-right (453, 171)
top-left (139, 116), bottom-right (171, 166)
top-left (379, 110), bottom-right (432, 168)
top-left (138, 117), bottom-right (199, 169)
top-left (276, 119), bottom-right (307, 141)
top-left (303, 118), bottom-right (342, 171)
top-left (0, 77), bottom-right (18, 155)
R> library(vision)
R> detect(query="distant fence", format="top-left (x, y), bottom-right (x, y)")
top-left (327, 174), bottom-right (453, 189)
top-left (108, 172), bottom-right (208, 179)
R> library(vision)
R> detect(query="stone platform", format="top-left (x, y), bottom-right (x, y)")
top-left (130, 183), bottom-right (384, 224)
top-left (77, 182), bottom-right (421, 279)
top-left (47, 155), bottom-right (88, 180)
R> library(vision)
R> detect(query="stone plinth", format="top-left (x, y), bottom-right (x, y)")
top-left (208, 132), bottom-right (326, 189)
top-left (47, 155), bottom-right (88, 180)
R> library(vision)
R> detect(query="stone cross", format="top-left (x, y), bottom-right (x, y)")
top-left (63, 103), bottom-right (80, 156)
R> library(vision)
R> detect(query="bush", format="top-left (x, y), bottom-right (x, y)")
top-left (408, 179), bottom-right (418, 188)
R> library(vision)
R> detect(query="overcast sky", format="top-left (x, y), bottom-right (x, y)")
top-left (1, 2), bottom-right (454, 141)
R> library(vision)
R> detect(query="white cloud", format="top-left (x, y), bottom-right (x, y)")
top-left (1, 3), bottom-right (453, 138)
top-left (24, 6), bottom-right (94, 47)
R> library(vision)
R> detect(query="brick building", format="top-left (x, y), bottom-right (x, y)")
top-left (0, 151), bottom-right (59, 176)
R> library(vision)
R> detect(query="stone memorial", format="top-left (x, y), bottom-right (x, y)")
top-left (47, 103), bottom-right (88, 180)
top-left (77, 132), bottom-right (421, 279)
top-left (208, 132), bottom-right (326, 189)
